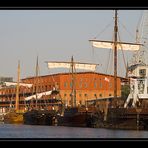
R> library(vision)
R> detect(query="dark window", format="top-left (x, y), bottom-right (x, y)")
top-left (139, 69), bottom-right (146, 77)
top-left (94, 94), bottom-right (97, 97)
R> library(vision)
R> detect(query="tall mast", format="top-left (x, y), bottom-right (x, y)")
top-left (15, 60), bottom-right (20, 111)
top-left (35, 56), bottom-right (39, 109)
top-left (71, 56), bottom-right (76, 107)
top-left (114, 10), bottom-right (118, 106)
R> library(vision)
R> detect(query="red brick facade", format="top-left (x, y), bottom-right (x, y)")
top-left (0, 72), bottom-right (121, 113)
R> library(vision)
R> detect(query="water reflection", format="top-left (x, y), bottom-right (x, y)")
top-left (0, 123), bottom-right (148, 138)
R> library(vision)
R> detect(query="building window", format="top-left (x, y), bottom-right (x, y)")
top-left (109, 82), bottom-right (112, 88)
top-left (70, 82), bottom-right (73, 88)
top-left (94, 94), bottom-right (97, 97)
top-left (64, 82), bottom-right (67, 88)
top-left (45, 85), bottom-right (47, 91)
top-left (84, 83), bottom-right (87, 88)
top-left (79, 94), bottom-right (82, 97)
top-left (64, 94), bottom-right (67, 97)
top-left (109, 94), bottom-right (112, 96)
top-left (84, 94), bottom-right (87, 97)
top-left (94, 82), bottom-right (97, 88)
top-left (79, 79), bottom-right (83, 88)
top-left (99, 94), bottom-right (102, 97)
top-left (100, 79), bottom-right (102, 88)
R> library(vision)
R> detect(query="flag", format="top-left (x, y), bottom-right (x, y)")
top-left (104, 77), bottom-right (110, 82)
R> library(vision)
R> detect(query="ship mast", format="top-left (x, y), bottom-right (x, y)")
top-left (35, 56), bottom-right (39, 109)
top-left (113, 10), bottom-right (118, 106)
top-left (71, 56), bottom-right (76, 108)
top-left (15, 60), bottom-right (20, 111)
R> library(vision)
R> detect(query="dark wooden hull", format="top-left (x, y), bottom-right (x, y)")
top-left (100, 108), bottom-right (148, 130)
top-left (23, 109), bottom-right (58, 125)
top-left (57, 107), bottom-right (100, 127)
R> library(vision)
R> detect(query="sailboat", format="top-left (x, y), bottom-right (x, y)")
top-left (23, 56), bottom-right (62, 125)
top-left (4, 61), bottom-right (24, 124)
top-left (46, 56), bottom-right (101, 127)
top-left (89, 10), bottom-right (148, 130)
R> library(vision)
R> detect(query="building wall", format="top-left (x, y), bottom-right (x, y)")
top-left (0, 72), bottom-right (121, 111)
top-left (59, 72), bottom-right (121, 106)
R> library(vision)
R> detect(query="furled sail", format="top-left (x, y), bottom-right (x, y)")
top-left (89, 40), bottom-right (142, 51)
top-left (4, 82), bottom-right (33, 88)
top-left (47, 61), bottom-right (98, 71)
top-left (24, 90), bottom-right (52, 101)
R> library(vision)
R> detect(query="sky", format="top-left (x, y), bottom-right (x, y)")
top-left (0, 10), bottom-right (144, 81)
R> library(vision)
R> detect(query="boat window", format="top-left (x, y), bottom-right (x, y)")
top-left (139, 69), bottom-right (146, 77)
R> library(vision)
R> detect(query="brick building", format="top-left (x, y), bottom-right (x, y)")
top-left (0, 72), bottom-right (121, 113)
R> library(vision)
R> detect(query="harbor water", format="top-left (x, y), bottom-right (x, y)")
top-left (0, 123), bottom-right (148, 139)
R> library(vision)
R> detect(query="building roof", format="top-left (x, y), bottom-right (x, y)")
top-left (22, 71), bottom-right (126, 81)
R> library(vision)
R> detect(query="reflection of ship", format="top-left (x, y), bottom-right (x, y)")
top-left (23, 57), bottom-right (62, 125)
top-left (46, 56), bottom-right (100, 127)
top-left (89, 10), bottom-right (148, 130)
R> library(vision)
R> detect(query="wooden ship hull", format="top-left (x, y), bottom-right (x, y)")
top-left (57, 107), bottom-right (101, 128)
top-left (97, 107), bottom-right (148, 130)
top-left (4, 111), bottom-right (24, 124)
top-left (23, 109), bottom-right (58, 125)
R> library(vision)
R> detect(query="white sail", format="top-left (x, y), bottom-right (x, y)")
top-left (47, 62), bottom-right (97, 71)
top-left (90, 40), bottom-right (142, 51)
top-left (24, 90), bottom-right (52, 101)
top-left (4, 82), bottom-right (33, 88)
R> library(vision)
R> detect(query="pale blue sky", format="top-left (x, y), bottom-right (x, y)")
top-left (0, 10), bottom-right (144, 80)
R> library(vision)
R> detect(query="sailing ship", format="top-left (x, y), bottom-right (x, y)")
top-left (4, 61), bottom-right (24, 124)
top-left (46, 56), bottom-right (101, 127)
top-left (89, 10), bottom-right (148, 130)
top-left (23, 57), bottom-right (62, 125)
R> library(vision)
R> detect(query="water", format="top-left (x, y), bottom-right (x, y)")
top-left (0, 123), bottom-right (148, 139)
